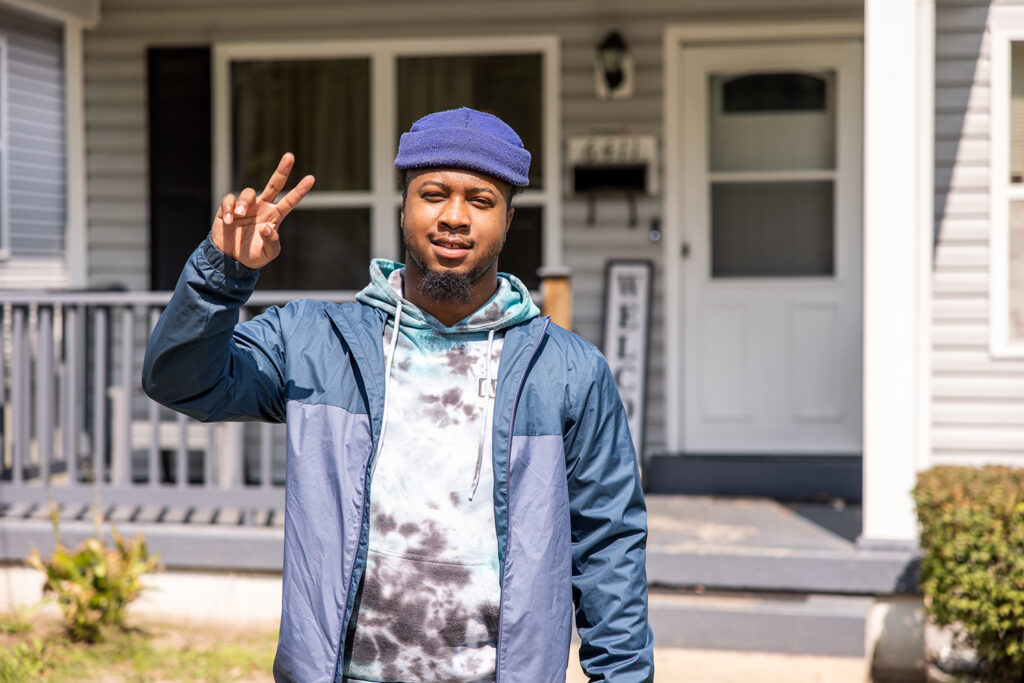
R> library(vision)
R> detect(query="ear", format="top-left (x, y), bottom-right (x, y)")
top-left (400, 209), bottom-right (405, 230)
top-left (504, 207), bottom-right (514, 236)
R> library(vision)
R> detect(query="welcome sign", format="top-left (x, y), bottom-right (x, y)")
top-left (602, 260), bottom-right (653, 466)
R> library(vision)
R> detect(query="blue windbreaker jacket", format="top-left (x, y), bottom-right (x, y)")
top-left (142, 238), bottom-right (655, 682)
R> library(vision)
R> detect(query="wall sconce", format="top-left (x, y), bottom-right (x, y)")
top-left (595, 31), bottom-right (634, 100)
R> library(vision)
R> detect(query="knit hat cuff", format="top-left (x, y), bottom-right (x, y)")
top-left (395, 125), bottom-right (531, 187)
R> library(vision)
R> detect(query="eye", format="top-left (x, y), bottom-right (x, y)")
top-left (471, 196), bottom-right (495, 208)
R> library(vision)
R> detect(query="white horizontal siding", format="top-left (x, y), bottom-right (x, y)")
top-left (0, 256), bottom-right (67, 288)
top-left (0, 4), bottom-right (66, 269)
top-left (932, 0), bottom-right (1024, 466)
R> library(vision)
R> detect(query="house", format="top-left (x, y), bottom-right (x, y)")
top-left (0, 0), bottom-right (1018, 676)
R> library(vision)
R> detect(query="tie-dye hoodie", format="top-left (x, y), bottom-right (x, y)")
top-left (342, 259), bottom-right (539, 682)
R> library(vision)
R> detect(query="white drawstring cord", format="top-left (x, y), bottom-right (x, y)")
top-left (370, 301), bottom-right (402, 478)
top-left (469, 328), bottom-right (496, 501)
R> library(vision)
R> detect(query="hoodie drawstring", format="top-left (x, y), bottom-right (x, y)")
top-left (469, 329), bottom-right (496, 501)
top-left (370, 301), bottom-right (403, 479)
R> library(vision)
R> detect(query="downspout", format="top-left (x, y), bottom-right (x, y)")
top-left (65, 19), bottom-right (88, 288)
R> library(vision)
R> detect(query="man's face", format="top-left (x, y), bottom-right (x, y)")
top-left (401, 168), bottom-right (514, 303)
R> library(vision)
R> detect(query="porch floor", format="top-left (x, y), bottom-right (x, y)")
top-left (646, 494), bottom-right (916, 595)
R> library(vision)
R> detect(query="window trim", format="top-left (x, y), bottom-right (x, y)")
top-left (212, 35), bottom-right (562, 277)
top-left (0, 35), bottom-right (9, 259)
top-left (990, 15), bottom-right (1024, 357)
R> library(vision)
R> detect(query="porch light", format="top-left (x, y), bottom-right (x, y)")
top-left (596, 31), bottom-right (634, 100)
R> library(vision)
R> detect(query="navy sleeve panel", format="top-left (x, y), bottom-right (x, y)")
top-left (142, 236), bottom-right (289, 423)
top-left (562, 339), bottom-right (655, 681)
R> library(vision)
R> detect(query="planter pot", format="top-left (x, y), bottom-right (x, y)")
top-left (925, 622), bottom-right (981, 682)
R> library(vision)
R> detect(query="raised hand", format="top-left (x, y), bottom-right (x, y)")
top-left (211, 153), bottom-right (315, 269)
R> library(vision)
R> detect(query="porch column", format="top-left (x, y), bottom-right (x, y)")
top-left (861, 0), bottom-right (933, 545)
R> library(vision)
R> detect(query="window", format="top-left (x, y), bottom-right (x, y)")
top-left (214, 38), bottom-right (559, 291)
top-left (990, 19), bottom-right (1024, 355)
top-left (707, 70), bottom-right (836, 278)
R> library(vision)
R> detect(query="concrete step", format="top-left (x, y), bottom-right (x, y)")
top-left (649, 589), bottom-right (872, 657)
top-left (648, 543), bottom-right (918, 595)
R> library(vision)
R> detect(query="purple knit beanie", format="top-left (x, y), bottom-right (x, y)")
top-left (394, 107), bottom-right (531, 187)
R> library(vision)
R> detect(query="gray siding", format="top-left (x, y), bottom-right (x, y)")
top-left (933, 0), bottom-right (1024, 465)
top-left (83, 0), bottom-right (861, 456)
top-left (1, 5), bottom-right (65, 260)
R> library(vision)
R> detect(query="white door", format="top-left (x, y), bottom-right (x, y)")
top-left (679, 42), bottom-right (863, 453)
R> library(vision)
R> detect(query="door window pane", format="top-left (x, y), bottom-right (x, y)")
top-left (232, 59), bottom-right (371, 191)
top-left (711, 181), bottom-right (834, 277)
top-left (397, 54), bottom-right (543, 188)
top-left (710, 71), bottom-right (835, 172)
top-left (255, 208), bottom-right (371, 290)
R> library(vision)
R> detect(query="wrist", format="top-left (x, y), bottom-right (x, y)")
top-left (200, 234), bottom-right (261, 283)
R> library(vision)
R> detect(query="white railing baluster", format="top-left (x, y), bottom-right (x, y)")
top-left (36, 306), bottom-right (54, 484)
top-left (204, 426), bottom-right (215, 489)
top-left (260, 422), bottom-right (273, 489)
top-left (65, 305), bottom-right (83, 484)
top-left (0, 305), bottom-right (8, 477)
top-left (11, 306), bottom-right (26, 484)
top-left (147, 308), bottom-right (161, 486)
top-left (92, 307), bottom-right (108, 485)
top-left (176, 411), bottom-right (187, 488)
top-left (114, 305), bottom-right (134, 486)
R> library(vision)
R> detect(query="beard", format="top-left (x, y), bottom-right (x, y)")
top-left (403, 229), bottom-right (505, 305)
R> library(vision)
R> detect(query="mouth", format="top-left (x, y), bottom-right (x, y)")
top-left (430, 235), bottom-right (473, 260)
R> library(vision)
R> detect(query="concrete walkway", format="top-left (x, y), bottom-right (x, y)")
top-left (566, 645), bottom-right (869, 682)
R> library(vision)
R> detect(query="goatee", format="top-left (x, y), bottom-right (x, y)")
top-left (416, 269), bottom-right (476, 305)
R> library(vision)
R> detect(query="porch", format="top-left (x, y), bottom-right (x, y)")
top-left (0, 288), bottom-right (919, 661)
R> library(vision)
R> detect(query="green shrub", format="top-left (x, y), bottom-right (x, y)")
top-left (913, 466), bottom-right (1024, 681)
top-left (27, 524), bottom-right (160, 643)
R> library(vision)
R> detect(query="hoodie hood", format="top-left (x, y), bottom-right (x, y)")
top-left (356, 258), bottom-right (540, 333)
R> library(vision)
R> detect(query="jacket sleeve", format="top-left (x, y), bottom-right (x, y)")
top-left (142, 236), bottom-right (288, 423)
top-left (564, 348), bottom-right (655, 681)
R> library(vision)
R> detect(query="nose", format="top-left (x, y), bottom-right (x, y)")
top-left (439, 195), bottom-right (470, 231)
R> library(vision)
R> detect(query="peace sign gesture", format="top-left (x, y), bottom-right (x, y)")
top-left (211, 153), bottom-right (315, 269)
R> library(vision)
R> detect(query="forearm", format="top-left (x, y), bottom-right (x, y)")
top-left (142, 236), bottom-right (285, 423)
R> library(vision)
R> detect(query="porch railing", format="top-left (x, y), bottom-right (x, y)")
top-left (0, 289), bottom-right (355, 523)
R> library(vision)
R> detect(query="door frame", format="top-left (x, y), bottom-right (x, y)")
top-left (661, 20), bottom-right (864, 453)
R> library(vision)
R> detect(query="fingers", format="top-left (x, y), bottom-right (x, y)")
top-left (235, 187), bottom-right (257, 217)
top-left (260, 221), bottom-right (279, 241)
top-left (259, 153), bottom-right (295, 203)
top-left (220, 194), bottom-right (236, 225)
top-left (274, 174), bottom-right (316, 220)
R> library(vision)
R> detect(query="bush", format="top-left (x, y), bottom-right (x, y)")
top-left (913, 466), bottom-right (1024, 681)
top-left (27, 522), bottom-right (160, 643)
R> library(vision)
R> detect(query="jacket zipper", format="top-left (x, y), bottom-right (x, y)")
top-left (494, 316), bottom-right (551, 683)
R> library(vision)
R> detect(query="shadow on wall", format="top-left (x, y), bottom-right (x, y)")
top-left (933, 2), bottom-right (988, 254)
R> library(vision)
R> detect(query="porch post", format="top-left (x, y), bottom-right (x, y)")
top-left (861, 0), bottom-right (933, 545)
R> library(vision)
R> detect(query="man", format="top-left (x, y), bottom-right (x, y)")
top-left (143, 108), bottom-right (653, 682)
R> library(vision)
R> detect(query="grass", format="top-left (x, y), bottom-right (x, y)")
top-left (0, 612), bottom-right (277, 682)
